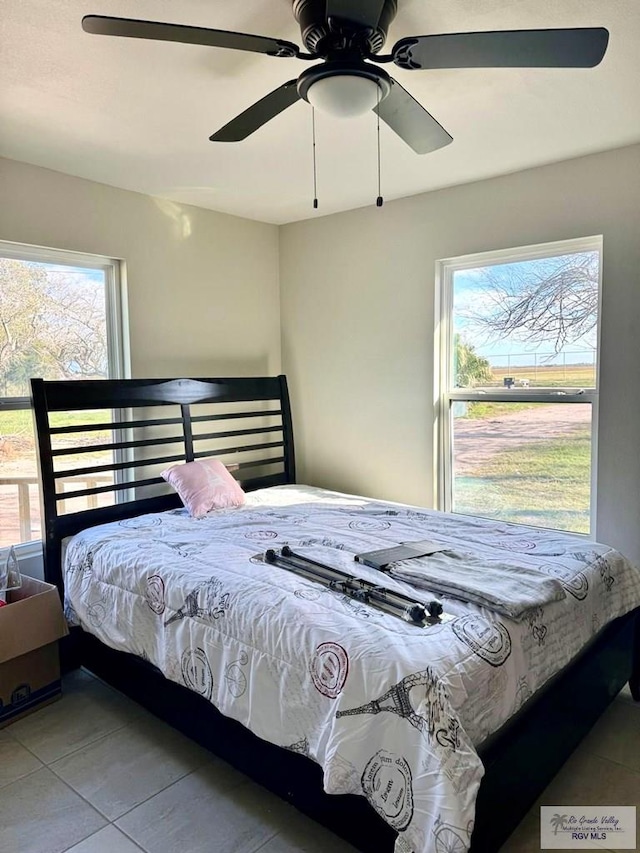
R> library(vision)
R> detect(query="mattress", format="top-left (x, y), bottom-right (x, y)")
top-left (62, 485), bottom-right (640, 853)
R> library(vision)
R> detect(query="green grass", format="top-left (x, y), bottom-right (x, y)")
top-left (0, 409), bottom-right (113, 466)
top-left (459, 401), bottom-right (537, 419)
top-left (0, 408), bottom-right (111, 435)
top-left (454, 429), bottom-right (591, 533)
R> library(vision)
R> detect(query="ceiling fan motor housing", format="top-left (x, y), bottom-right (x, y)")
top-left (292, 0), bottom-right (398, 55)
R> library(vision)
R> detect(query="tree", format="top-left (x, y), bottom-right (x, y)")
top-left (454, 334), bottom-right (493, 387)
top-left (0, 258), bottom-right (107, 396)
top-left (0, 260), bottom-right (47, 395)
top-left (37, 273), bottom-right (108, 379)
top-left (463, 252), bottom-right (599, 354)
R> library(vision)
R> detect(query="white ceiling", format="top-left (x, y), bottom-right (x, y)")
top-left (1, 1), bottom-right (639, 224)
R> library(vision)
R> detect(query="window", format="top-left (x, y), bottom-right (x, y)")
top-left (435, 236), bottom-right (601, 535)
top-left (0, 241), bottom-right (127, 550)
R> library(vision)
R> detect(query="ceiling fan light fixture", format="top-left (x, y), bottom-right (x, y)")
top-left (307, 74), bottom-right (381, 118)
top-left (298, 63), bottom-right (392, 119)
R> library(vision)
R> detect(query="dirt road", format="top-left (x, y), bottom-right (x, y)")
top-left (453, 403), bottom-right (591, 472)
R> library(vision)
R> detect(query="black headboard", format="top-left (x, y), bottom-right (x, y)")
top-left (30, 376), bottom-right (295, 592)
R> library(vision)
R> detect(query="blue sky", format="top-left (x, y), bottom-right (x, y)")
top-left (27, 261), bottom-right (105, 284)
top-left (453, 253), bottom-right (598, 366)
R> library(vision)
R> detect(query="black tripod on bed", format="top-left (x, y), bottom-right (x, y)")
top-left (264, 545), bottom-right (445, 626)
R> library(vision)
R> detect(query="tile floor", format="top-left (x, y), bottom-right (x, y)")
top-left (0, 670), bottom-right (638, 853)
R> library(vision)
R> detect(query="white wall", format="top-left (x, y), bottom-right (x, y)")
top-left (0, 157), bottom-right (281, 379)
top-left (279, 144), bottom-right (640, 563)
top-left (0, 157), bottom-right (281, 578)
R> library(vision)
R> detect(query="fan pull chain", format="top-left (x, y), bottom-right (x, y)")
top-left (312, 107), bottom-right (318, 209)
top-left (376, 86), bottom-right (383, 208)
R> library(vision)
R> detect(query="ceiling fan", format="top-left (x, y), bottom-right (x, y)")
top-left (82, 0), bottom-right (609, 155)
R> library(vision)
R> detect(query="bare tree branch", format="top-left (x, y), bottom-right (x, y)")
top-left (462, 253), bottom-right (598, 354)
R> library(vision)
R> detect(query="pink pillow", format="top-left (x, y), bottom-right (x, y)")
top-left (161, 458), bottom-right (245, 518)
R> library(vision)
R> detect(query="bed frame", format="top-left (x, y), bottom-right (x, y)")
top-left (31, 375), bottom-right (639, 853)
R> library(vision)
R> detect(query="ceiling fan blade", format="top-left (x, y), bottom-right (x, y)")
top-left (392, 28), bottom-right (609, 70)
top-left (326, 0), bottom-right (387, 29)
top-left (82, 15), bottom-right (300, 58)
top-left (374, 78), bottom-right (452, 155)
top-left (210, 81), bottom-right (301, 142)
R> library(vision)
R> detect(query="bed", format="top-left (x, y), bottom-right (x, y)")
top-left (31, 375), bottom-right (640, 853)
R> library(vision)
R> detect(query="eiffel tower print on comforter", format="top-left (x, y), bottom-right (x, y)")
top-left (62, 485), bottom-right (640, 853)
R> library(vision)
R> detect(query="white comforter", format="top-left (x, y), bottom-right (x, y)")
top-left (63, 486), bottom-right (640, 853)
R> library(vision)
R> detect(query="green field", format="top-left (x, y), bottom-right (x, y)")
top-left (454, 429), bottom-right (591, 533)
top-left (0, 409), bottom-right (112, 466)
top-left (0, 408), bottom-right (110, 434)
top-left (488, 363), bottom-right (596, 388)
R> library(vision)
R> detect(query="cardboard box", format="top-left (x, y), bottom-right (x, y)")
top-left (0, 576), bottom-right (69, 728)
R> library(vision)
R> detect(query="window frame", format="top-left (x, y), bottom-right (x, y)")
top-left (0, 240), bottom-right (129, 556)
top-left (434, 235), bottom-right (602, 535)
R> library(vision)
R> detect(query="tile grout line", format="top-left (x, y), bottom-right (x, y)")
top-left (0, 726), bottom-right (47, 790)
top-left (10, 716), bottom-right (139, 767)
top-left (3, 728), bottom-right (153, 853)
top-left (112, 763), bottom-right (253, 825)
top-left (11, 674), bottom-right (318, 852)
top-left (0, 763), bottom-right (45, 791)
top-left (6, 676), bottom-right (147, 764)
top-left (243, 827), bottom-right (285, 853)
top-left (19, 676), bottom-right (222, 825)
top-left (0, 763), bottom-right (112, 851)
top-left (60, 823), bottom-right (148, 853)
top-left (575, 743), bottom-right (640, 777)
top-left (114, 818), bottom-right (176, 852)
top-left (47, 746), bottom-right (220, 825)
top-left (11, 676), bottom-right (171, 764)
top-left (47, 758), bottom-right (199, 822)
top-left (41, 765), bottom-right (114, 823)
